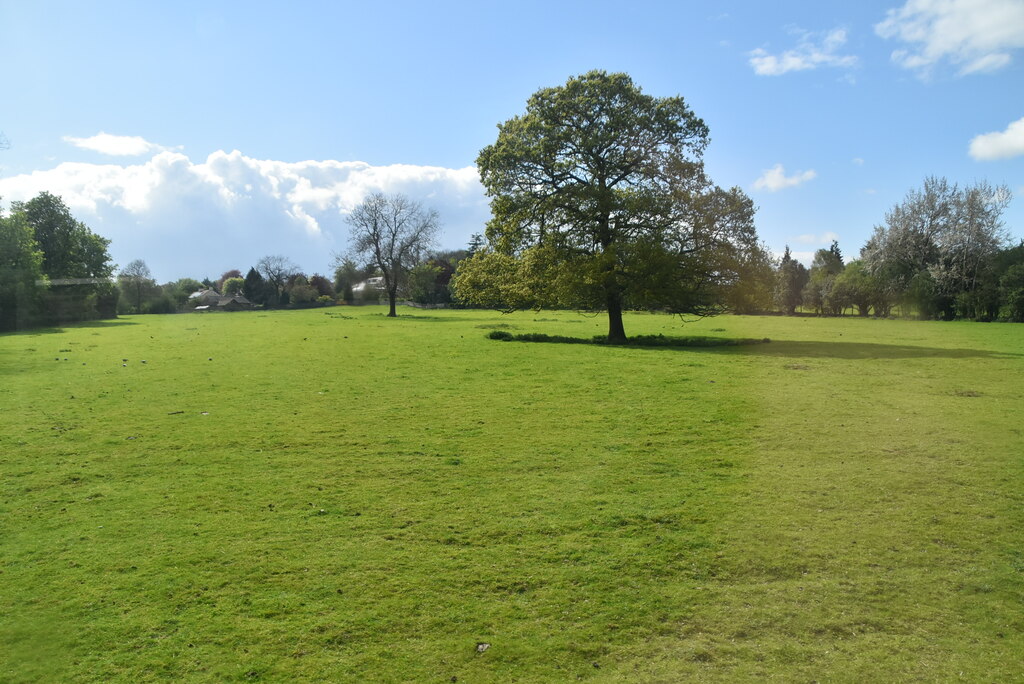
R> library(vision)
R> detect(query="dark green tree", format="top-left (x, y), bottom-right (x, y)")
top-left (831, 260), bottom-right (878, 316)
top-left (243, 267), bottom-right (268, 305)
top-left (331, 257), bottom-right (364, 304)
top-left (803, 241), bottom-right (845, 315)
top-left (774, 246), bottom-right (808, 315)
top-left (727, 241), bottom-right (776, 314)
top-left (0, 209), bottom-right (46, 331)
top-left (163, 278), bottom-right (203, 309)
top-left (308, 274), bottom-right (335, 298)
top-left (255, 255), bottom-right (298, 307)
top-left (457, 70), bottom-right (756, 342)
top-left (467, 233), bottom-right (485, 257)
top-left (999, 263), bottom-right (1024, 322)
top-left (11, 192), bottom-right (117, 322)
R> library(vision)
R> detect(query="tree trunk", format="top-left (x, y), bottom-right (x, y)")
top-left (387, 289), bottom-right (397, 317)
top-left (606, 293), bottom-right (627, 344)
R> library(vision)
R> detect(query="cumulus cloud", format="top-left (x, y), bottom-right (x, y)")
top-left (876, 0), bottom-right (1024, 76)
top-left (969, 116), bottom-right (1024, 160)
top-left (749, 28), bottom-right (858, 75)
top-left (753, 164), bottom-right (817, 192)
top-left (63, 132), bottom-right (166, 156)
top-left (0, 149), bottom-right (488, 282)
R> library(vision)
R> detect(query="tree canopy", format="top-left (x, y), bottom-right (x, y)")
top-left (862, 177), bottom-right (1011, 319)
top-left (0, 208), bottom-right (46, 331)
top-left (453, 70), bottom-right (759, 342)
top-left (5, 192), bottom-right (117, 324)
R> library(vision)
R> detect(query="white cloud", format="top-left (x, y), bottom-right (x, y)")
top-left (795, 231), bottom-right (840, 245)
top-left (0, 149), bottom-right (488, 282)
top-left (969, 116), bottom-right (1024, 160)
top-left (749, 28), bottom-right (858, 75)
top-left (852, 157), bottom-right (865, 165)
top-left (63, 132), bottom-right (165, 156)
top-left (876, 0), bottom-right (1024, 76)
top-left (771, 249), bottom-right (815, 267)
top-left (753, 164), bottom-right (817, 192)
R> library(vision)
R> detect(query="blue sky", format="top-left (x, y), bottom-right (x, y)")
top-left (1, 0), bottom-right (1022, 282)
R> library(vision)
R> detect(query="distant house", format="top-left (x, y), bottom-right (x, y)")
top-left (351, 276), bottom-right (385, 303)
top-left (215, 294), bottom-right (253, 311)
top-left (188, 289), bottom-right (221, 305)
top-left (191, 292), bottom-right (254, 312)
top-left (352, 276), bottom-right (384, 294)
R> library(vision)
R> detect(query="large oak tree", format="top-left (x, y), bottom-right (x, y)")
top-left (456, 70), bottom-right (758, 342)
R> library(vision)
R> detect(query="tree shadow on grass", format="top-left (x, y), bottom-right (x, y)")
top-left (488, 331), bottom-right (1021, 360)
top-left (736, 339), bottom-right (1022, 360)
top-left (2, 319), bottom-right (137, 337)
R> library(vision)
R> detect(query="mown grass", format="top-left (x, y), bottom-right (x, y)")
top-left (1, 307), bottom-right (1021, 682)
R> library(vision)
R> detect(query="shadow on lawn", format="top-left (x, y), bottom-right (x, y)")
top-left (740, 339), bottom-right (1022, 360)
top-left (3, 319), bottom-right (137, 337)
top-left (488, 331), bottom-right (1020, 360)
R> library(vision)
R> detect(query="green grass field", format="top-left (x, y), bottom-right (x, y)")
top-left (2, 307), bottom-right (1022, 682)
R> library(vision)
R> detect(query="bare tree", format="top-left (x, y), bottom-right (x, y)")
top-left (256, 255), bottom-right (299, 306)
top-left (118, 259), bottom-right (154, 313)
top-left (347, 193), bottom-right (440, 316)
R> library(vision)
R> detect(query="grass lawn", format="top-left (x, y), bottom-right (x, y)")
top-left (1, 307), bottom-right (1021, 681)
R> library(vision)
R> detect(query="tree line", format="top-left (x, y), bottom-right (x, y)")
top-left (772, 178), bottom-right (1022, 322)
top-left (3, 72), bottom-right (1021, 333)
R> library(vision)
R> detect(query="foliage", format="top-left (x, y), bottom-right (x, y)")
top-left (214, 269), bottom-right (241, 293)
top-left (117, 259), bottom-right (158, 314)
top-left (863, 177), bottom-right (1011, 318)
top-left (163, 277), bottom-right (203, 309)
top-left (0, 208), bottom-right (46, 331)
top-left (460, 70), bottom-right (760, 342)
top-left (308, 274), bottom-right (335, 298)
top-left (331, 257), bottom-right (366, 304)
top-left (831, 260), bottom-right (878, 316)
top-left (9, 192), bottom-right (117, 324)
top-left (407, 250), bottom-right (468, 306)
top-left (800, 242), bottom-right (844, 315)
top-left (256, 255), bottom-right (299, 307)
top-left (408, 262), bottom-right (443, 304)
top-left (243, 267), bottom-right (268, 305)
top-left (347, 192), bottom-right (440, 317)
top-left (726, 241), bottom-right (776, 314)
top-left (999, 262), bottom-right (1024, 322)
top-left (286, 275), bottom-right (319, 307)
top-left (774, 246), bottom-right (808, 315)
top-left (221, 277), bottom-right (244, 296)
top-left (142, 294), bottom-right (177, 314)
